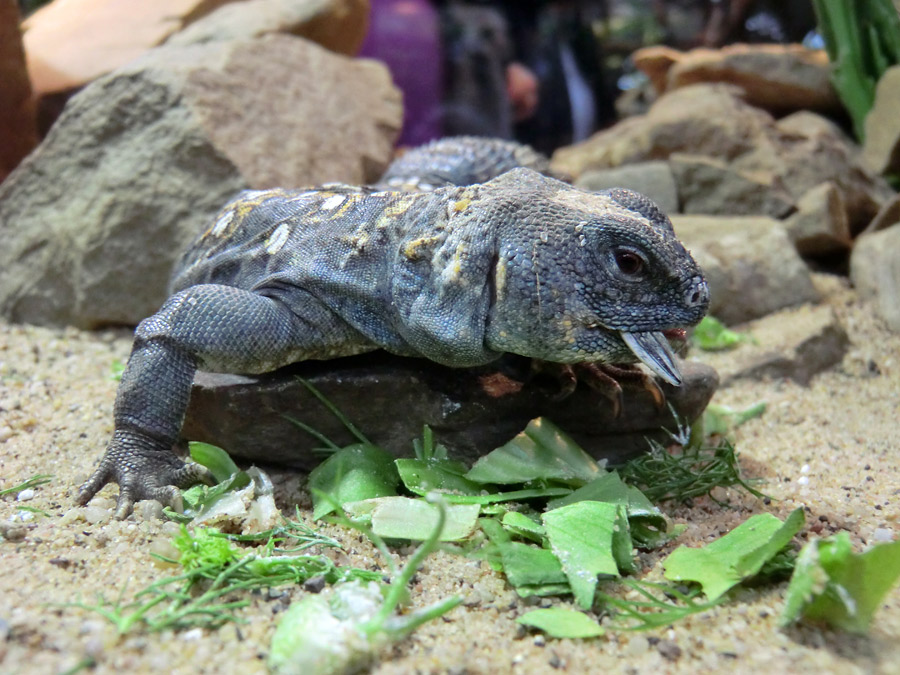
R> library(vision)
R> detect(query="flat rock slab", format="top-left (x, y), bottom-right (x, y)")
top-left (696, 304), bottom-right (849, 386)
top-left (182, 354), bottom-right (719, 470)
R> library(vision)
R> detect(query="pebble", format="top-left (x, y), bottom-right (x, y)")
top-left (82, 506), bottom-right (111, 524)
top-left (16, 488), bottom-right (35, 501)
top-left (0, 426), bottom-right (13, 442)
top-left (873, 528), bottom-right (894, 542)
top-left (625, 635), bottom-right (650, 655)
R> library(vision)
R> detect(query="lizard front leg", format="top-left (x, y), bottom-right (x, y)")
top-left (78, 284), bottom-right (340, 519)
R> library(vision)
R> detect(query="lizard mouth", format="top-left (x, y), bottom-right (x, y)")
top-left (620, 330), bottom-right (683, 386)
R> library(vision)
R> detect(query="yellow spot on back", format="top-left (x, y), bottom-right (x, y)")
top-left (452, 198), bottom-right (471, 213)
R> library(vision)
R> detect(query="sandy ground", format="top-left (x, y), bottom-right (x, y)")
top-left (1, 273), bottom-right (899, 675)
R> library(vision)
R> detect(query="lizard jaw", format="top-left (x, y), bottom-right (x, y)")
top-left (620, 330), bottom-right (683, 386)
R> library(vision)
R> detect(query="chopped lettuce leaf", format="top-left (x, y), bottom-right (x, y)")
top-left (779, 533), bottom-right (900, 633)
top-left (189, 441), bottom-right (241, 483)
top-left (517, 608), bottom-right (604, 638)
top-left (465, 418), bottom-right (604, 486)
top-left (543, 502), bottom-right (626, 609)
top-left (664, 509), bottom-right (805, 600)
top-left (308, 444), bottom-right (400, 520)
top-left (343, 497), bottom-right (480, 541)
top-left (692, 316), bottom-right (753, 351)
top-left (500, 511), bottom-right (545, 543)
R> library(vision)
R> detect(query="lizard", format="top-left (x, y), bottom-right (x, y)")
top-left (77, 139), bottom-right (709, 519)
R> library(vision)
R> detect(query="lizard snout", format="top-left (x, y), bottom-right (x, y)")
top-left (684, 276), bottom-right (710, 312)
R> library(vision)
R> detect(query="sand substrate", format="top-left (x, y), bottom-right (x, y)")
top-left (1, 273), bottom-right (898, 675)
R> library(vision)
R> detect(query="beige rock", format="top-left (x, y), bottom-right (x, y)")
top-left (574, 161), bottom-right (678, 214)
top-left (862, 65), bottom-right (900, 175)
top-left (783, 182), bottom-right (851, 256)
top-left (631, 45), bottom-right (680, 93)
top-left (0, 35), bottom-right (402, 328)
top-left (22, 0), bottom-right (238, 97)
top-left (669, 153), bottom-right (794, 218)
top-left (0, 0), bottom-right (37, 181)
top-left (672, 214), bottom-right (819, 324)
top-left (696, 304), bottom-right (849, 386)
top-left (861, 192), bottom-right (900, 235)
top-left (850, 224), bottom-right (900, 332)
top-left (165, 0), bottom-right (369, 55)
top-left (552, 84), bottom-right (773, 178)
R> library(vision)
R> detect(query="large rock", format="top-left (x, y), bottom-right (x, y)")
top-left (862, 65), bottom-right (900, 175)
top-left (552, 87), bottom-right (892, 235)
top-left (0, 0), bottom-right (37, 181)
top-left (552, 84), bottom-right (773, 177)
top-left (0, 36), bottom-right (402, 328)
top-left (165, 0), bottom-right (369, 55)
top-left (22, 0), bottom-right (237, 97)
top-left (850, 224), bottom-right (900, 332)
top-left (182, 353), bottom-right (719, 469)
top-left (634, 44), bottom-right (840, 115)
top-left (669, 153), bottom-right (794, 218)
top-left (696, 304), bottom-right (849, 386)
top-left (574, 161), bottom-right (678, 214)
top-left (672, 215), bottom-right (819, 324)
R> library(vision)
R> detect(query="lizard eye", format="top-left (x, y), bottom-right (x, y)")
top-left (612, 248), bottom-right (646, 277)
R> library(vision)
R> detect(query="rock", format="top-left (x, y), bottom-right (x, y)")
top-left (181, 353), bottom-right (719, 469)
top-left (22, 0), bottom-right (236, 98)
top-left (631, 45), bottom-right (679, 94)
top-left (861, 192), bottom-right (900, 236)
top-left (850, 224), bottom-right (900, 331)
top-left (759, 112), bottom-right (893, 234)
top-left (0, 0), bottom-right (37, 181)
top-left (783, 182), bottom-right (851, 257)
top-left (552, 84), bottom-right (773, 178)
top-left (669, 153), bottom-right (794, 218)
top-left (696, 304), bottom-right (849, 386)
top-left (862, 65), bottom-right (900, 175)
top-left (553, 87), bottom-right (892, 235)
top-left (165, 0), bottom-right (369, 55)
top-left (0, 36), bottom-right (402, 328)
top-left (672, 215), bottom-right (819, 324)
top-left (644, 43), bottom-right (840, 115)
top-left (574, 161), bottom-right (678, 214)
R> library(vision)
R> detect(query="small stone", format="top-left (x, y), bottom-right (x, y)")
top-left (625, 635), bottom-right (650, 655)
top-left (575, 161), bottom-right (679, 214)
top-left (673, 215), bottom-right (819, 324)
top-left (0, 521), bottom-right (26, 541)
top-left (784, 182), bottom-right (851, 256)
top-left (656, 639), bottom-right (682, 661)
top-left (850, 224), bottom-right (900, 332)
top-left (133, 499), bottom-right (164, 521)
top-left (81, 505), bottom-right (111, 525)
top-left (16, 488), bottom-right (34, 501)
top-left (303, 575), bottom-right (327, 594)
top-left (873, 528), bottom-right (894, 542)
top-left (670, 153), bottom-right (795, 218)
top-left (0, 426), bottom-right (13, 442)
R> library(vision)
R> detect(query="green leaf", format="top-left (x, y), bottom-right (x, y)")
top-left (308, 444), bottom-right (400, 520)
top-left (396, 457), bottom-right (484, 495)
top-left (663, 508), bottom-right (805, 600)
top-left (465, 418), bottom-right (604, 486)
top-left (780, 533), bottom-right (900, 633)
top-left (701, 402), bottom-right (766, 439)
top-left (344, 497), bottom-right (480, 542)
top-left (517, 608), bottom-right (604, 639)
top-left (546, 471), bottom-right (668, 549)
top-left (500, 511), bottom-right (545, 543)
top-left (692, 316), bottom-right (753, 351)
top-left (189, 442), bottom-right (241, 483)
top-left (543, 502), bottom-right (626, 609)
top-left (497, 541), bottom-right (569, 589)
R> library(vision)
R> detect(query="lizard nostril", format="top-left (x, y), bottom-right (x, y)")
top-left (686, 281), bottom-right (708, 308)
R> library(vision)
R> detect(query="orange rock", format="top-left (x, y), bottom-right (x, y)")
top-left (633, 43), bottom-right (839, 114)
top-left (0, 0), bottom-right (37, 181)
top-left (22, 0), bottom-right (239, 97)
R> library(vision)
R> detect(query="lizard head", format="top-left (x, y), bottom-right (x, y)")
top-left (486, 170), bottom-right (709, 385)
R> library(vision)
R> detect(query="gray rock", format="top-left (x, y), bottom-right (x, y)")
top-left (166, 0), bottom-right (370, 56)
top-left (862, 65), bottom-right (900, 175)
top-left (850, 224), bottom-right (900, 331)
top-left (696, 304), bottom-right (849, 385)
top-left (672, 214), bottom-right (819, 324)
top-left (552, 88), bottom-right (891, 234)
top-left (574, 161), bottom-right (679, 214)
top-left (181, 354), bottom-right (719, 469)
top-left (860, 191), bottom-right (900, 236)
top-left (783, 182), bottom-right (851, 257)
top-left (0, 36), bottom-right (401, 328)
top-left (669, 153), bottom-right (794, 218)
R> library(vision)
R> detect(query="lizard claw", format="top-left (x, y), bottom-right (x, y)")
top-left (77, 429), bottom-right (214, 519)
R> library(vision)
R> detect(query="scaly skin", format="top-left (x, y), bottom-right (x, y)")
top-left (79, 146), bottom-right (708, 518)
